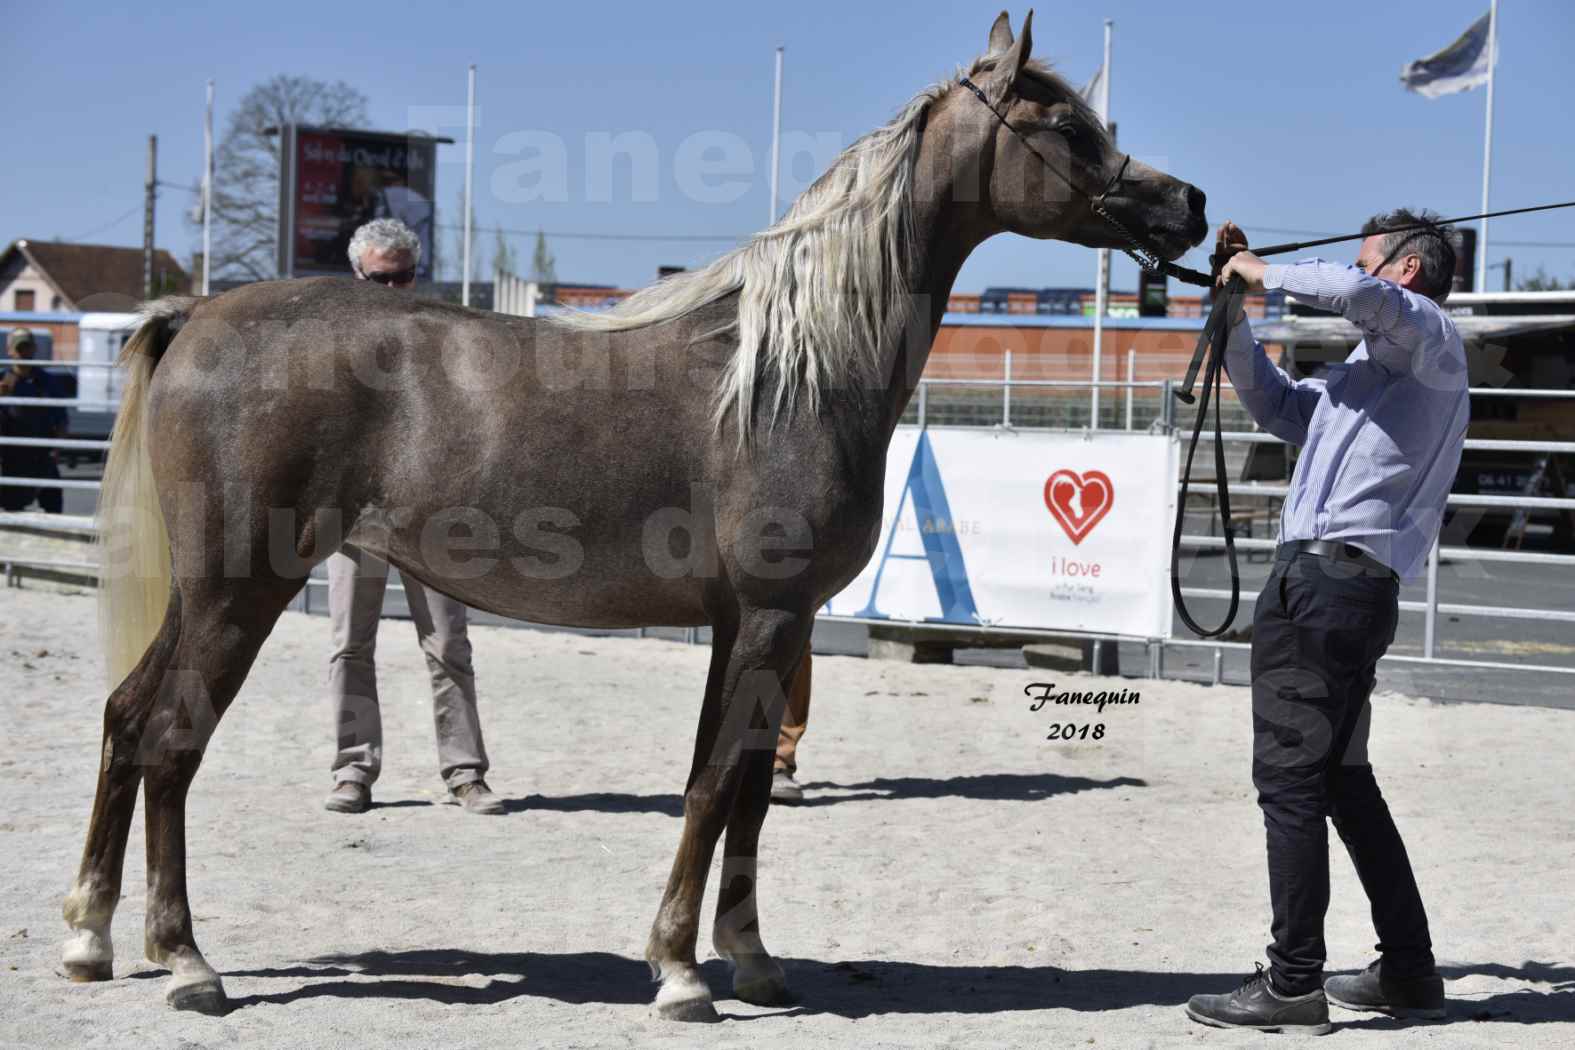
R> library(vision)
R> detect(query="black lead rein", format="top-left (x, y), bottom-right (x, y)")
top-left (1164, 198), bottom-right (1575, 637)
top-left (954, 76), bottom-right (1575, 637)
top-left (1169, 274), bottom-right (1246, 638)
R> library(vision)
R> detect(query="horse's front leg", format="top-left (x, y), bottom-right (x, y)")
top-left (646, 605), bottom-right (807, 1021)
top-left (711, 642), bottom-right (808, 1006)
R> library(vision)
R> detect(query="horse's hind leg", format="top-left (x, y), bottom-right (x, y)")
top-left (711, 641), bottom-right (808, 1006)
top-left (137, 576), bottom-right (300, 1012)
top-left (61, 591), bottom-right (185, 982)
top-left (647, 604), bottom-right (807, 1021)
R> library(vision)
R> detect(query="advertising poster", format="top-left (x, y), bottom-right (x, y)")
top-left (277, 126), bottom-right (438, 281)
top-left (824, 428), bottom-right (1179, 638)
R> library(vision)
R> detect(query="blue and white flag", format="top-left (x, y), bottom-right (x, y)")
top-left (1401, 12), bottom-right (1496, 99)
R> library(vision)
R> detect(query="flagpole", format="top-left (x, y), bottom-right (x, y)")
top-left (1090, 18), bottom-right (1112, 429)
top-left (769, 47), bottom-right (784, 226)
top-left (202, 79), bottom-right (213, 296)
top-left (1478, 0), bottom-right (1498, 291)
top-left (462, 63), bottom-right (476, 307)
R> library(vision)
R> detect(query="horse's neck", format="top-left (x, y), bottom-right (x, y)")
top-left (869, 188), bottom-right (987, 439)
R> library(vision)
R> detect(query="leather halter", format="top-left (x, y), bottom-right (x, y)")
top-left (956, 76), bottom-right (1213, 286)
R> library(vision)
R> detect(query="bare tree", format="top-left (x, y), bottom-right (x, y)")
top-left (204, 76), bottom-right (370, 280)
top-left (1517, 266), bottom-right (1570, 292)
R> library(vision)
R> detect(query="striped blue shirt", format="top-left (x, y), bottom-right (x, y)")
top-left (1225, 260), bottom-right (1470, 579)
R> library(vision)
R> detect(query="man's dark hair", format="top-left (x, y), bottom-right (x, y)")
top-left (1361, 208), bottom-right (1457, 303)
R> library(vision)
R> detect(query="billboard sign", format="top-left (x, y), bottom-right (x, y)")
top-left (276, 126), bottom-right (442, 281)
top-left (823, 428), bottom-right (1179, 638)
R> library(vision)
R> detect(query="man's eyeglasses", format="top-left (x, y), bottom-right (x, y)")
top-left (363, 267), bottom-right (416, 286)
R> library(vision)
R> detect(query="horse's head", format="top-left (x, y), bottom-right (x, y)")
top-left (934, 11), bottom-right (1208, 262)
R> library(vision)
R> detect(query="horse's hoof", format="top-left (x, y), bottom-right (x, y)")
top-left (63, 960), bottom-right (113, 983)
top-left (167, 975), bottom-right (228, 1015)
top-left (61, 926), bottom-right (113, 982)
top-left (733, 958), bottom-right (794, 1006)
top-left (735, 973), bottom-right (795, 1007)
top-left (653, 966), bottom-right (719, 1022)
top-left (655, 995), bottom-right (722, 1023)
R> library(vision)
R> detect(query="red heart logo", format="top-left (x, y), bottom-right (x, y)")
top-left (1043, 470), bottom-right (1114, 546)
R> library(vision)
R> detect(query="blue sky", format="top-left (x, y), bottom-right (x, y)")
top-left (4, 1), bottom-right (1572, 293)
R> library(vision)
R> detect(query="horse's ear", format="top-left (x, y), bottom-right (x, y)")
top-left (988, 11), bottom-right (1014, 54)
top-left (985, 9), bottom-right (1033, 101)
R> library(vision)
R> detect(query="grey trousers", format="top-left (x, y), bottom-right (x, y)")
top-left (327, 545), bottom-right (490, 790)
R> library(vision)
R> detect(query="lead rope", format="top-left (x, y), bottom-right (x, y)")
top-left (1170, 276), bottom-right (1244, 637)
top-left (1144, 208), bottom-right (1575, 638)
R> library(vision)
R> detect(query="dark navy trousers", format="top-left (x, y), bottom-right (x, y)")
top-left (1251, 551), bottom-right (1435, 996)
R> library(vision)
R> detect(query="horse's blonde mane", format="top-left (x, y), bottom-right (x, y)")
top-left (551, 54), bottom-right (1076, 442)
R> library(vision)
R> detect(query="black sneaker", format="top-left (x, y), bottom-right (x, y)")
top-left (1325, 959), bottom-right (1446, 1020)
top-left (1186, 963), bottom-right (1332, 1035)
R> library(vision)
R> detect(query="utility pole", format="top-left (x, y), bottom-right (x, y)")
top-left (1477, 0), bottom-right (1499, 292)
top-left (144, 134), bottom-right (158, 300)
top-left (462, 64), bottom-right (476, 307)
top-left (769, 47), bottom-right (784, 225)
top-left (1488, 257), bottom-right (1513, 292)
top-left (202, 81), bottom-right (214, 295)
top-left (1089, 19), bottom-right (1113, 429)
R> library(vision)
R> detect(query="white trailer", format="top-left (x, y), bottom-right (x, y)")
top-left (70, 312), bottom-right (139, 445)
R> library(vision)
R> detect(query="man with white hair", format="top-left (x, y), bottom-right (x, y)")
top-left (324, 218), bottom-right (504, 816)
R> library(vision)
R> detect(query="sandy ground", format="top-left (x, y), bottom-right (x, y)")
top-left (0, 585), bottom-right (1570, 1049)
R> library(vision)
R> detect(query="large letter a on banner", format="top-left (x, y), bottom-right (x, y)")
top-left (856, 431), bottom-right (980, 623)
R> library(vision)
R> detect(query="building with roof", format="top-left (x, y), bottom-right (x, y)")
top-left (0, 239), bottom-right (188, 315)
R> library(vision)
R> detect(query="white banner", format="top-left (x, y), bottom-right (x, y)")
top-left (824, 428), bottom-right (1178, 638)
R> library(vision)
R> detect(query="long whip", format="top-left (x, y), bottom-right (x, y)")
top-left (1158, 199), bottom-right (1575, 292)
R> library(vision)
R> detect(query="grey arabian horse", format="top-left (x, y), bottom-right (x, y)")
top-left (64, 12), bottom-right (1206, 1020)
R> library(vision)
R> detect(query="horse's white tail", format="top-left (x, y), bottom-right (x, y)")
top-left (95, 298), bottom-right (196, 686)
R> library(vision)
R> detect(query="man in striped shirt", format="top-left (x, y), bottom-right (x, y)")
top-left (1185, 212), bottom-right (1467, 1035)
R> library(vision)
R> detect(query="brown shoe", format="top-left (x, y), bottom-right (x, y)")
top-left (324, 781), bottom-right (371, 814)
top-left (448, 780), bottom-right (505, 815)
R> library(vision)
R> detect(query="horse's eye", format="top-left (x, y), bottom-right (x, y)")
top-left (1055, 123), bottom-right (1080, 139)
